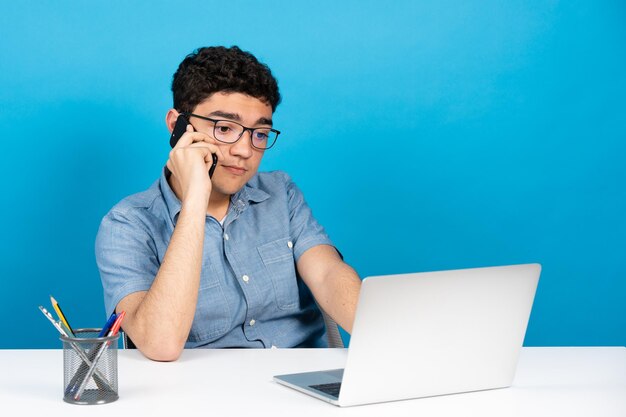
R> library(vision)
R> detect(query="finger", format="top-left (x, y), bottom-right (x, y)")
top-left (177, 143), bottom-right (221, 163)
top-left (169, 142), bottom-right (211, 166)
top-left (213, 147), bottom-right (226, 162)
top-left (186, 142), bottom-right (223, 161)
top-left (186, 141), bottom-right (222, 152)
top-left (173, 130), bottom-right (214, 148)
top-left (184, 127), bottom-right (219, 146)
top-left (169, 143), bottom-right (224, 172)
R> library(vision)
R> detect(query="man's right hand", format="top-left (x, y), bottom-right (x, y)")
top-left (166, 124), bottom-right (224, 207)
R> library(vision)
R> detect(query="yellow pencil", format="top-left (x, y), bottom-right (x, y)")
top-left (50, 295), bottom-right (74, 336)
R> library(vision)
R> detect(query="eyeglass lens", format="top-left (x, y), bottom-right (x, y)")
top-left (214, 120), bottom-right (275, 149)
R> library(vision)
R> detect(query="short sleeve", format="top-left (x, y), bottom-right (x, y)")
top-left (285, 175), bottom-right (335, 261)
top-left (95, 210), bottom-right (160, 317)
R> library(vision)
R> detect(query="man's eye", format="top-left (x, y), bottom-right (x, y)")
top-left (218, 126), bottom-right (231, 133)
top-left (254, 131), bottom-right (269, 141)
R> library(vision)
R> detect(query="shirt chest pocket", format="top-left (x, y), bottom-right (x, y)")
top-left (188, 262), bottom-right (231, 343)
top-left (257, 238), bottom-right (299, 310)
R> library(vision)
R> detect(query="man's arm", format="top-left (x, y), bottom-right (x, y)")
top-left (116, 200), bottom-right (207, 361)
top-left (297, 245), bottom-right (361, 333)
top-left (116, 123), bottom-right (223, 361)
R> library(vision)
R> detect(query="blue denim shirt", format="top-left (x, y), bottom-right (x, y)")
top-left (95, 170), bottom-right (332, 348)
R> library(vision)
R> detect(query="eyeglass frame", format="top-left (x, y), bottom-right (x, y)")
top-left (183, 112), bottom-right (281, 150)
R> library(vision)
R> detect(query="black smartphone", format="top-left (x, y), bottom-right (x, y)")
top-left (169, 114), bottom-right (218, 178)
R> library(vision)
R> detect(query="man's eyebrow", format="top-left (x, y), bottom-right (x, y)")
top-left (208, 110), bottom-right (241, 121)
top-left (256, 117), bottom-right (273, 127)
top-left (208, 111), bottom-right (273, 127)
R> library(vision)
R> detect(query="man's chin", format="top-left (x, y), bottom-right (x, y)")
top-left (212, 181), bottom-right (246, 198)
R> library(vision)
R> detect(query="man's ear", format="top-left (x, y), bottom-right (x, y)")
top-left (165, 109), bottom-right (180, 134)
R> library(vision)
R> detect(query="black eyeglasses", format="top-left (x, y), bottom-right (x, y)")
top-left (185, 113), bottom-right (280, 150)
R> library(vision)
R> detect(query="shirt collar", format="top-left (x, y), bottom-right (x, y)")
top-left (159, 169), bottom-right (270, 225)
top-left (233, 181), bottom-right (271, 204)
top-left (228, 179), bottom-right (271, 218)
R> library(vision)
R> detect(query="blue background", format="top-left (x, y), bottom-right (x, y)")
top-left (1, 1), bottom-right (624, 349)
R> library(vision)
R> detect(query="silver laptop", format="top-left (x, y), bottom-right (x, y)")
top-left (274, 263), bottom-right (541, 407)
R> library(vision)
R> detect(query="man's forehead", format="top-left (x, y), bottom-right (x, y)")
top-left (194, 92), bottom-right (273, 123)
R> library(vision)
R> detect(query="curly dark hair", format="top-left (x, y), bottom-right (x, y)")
top-left (171, 46), bottom-right (281, 114)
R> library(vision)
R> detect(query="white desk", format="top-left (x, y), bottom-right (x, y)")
top-left (0, 347), bottom-right (624, 416)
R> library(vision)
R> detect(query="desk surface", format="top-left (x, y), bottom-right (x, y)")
top-left (1, 347), bottom-right (625, 416)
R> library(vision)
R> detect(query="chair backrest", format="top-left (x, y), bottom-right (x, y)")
top-left (320, 309), bottom-right (345, 348)
top-left (122, 331), bottom-right (136, 349)
top-left (122, 308), bottom-right (344, 349)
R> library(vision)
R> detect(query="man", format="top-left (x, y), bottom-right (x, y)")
top-left (96, 46), bottom-right (362, 361)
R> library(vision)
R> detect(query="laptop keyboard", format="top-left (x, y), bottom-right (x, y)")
top-left (309, 382), bottom-right (342, 398)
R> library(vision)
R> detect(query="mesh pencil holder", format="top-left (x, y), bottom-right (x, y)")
top-left (60, 328), bottom-right (120, 405)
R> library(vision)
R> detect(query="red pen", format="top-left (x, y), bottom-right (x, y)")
top-left (107, 311), bottom-right (126, 336)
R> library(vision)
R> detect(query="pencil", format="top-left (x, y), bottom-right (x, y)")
top-left (50, 295), bottom-right (74, 336)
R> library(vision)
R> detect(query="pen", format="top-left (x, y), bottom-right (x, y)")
top-left (98, 313), bottom-right (117, 337)
top-left (50, 295), bottom-right (74, 336)
top-left (74, 311), bottom-right (126, 401)
top-left (38, 306), bottom-right (68, 336)
top-left (38, 306), bottom-right (114, 392)
top-left (59, 321), bottom-right (73, 337)
top-left (107, 311), bottom-right (126, 337)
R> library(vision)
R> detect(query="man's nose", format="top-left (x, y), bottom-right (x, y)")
top-left (229, 129), bottom-right (254, 158)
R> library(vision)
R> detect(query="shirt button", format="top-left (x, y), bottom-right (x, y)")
top-left (242, 275), bottom-right (249, 283)
top-left (287, 241), bottom-right (293, 249)
top-left (224, 233), bottom-right (229, 241)
top-left (249, 319), bottom-right (256, 326)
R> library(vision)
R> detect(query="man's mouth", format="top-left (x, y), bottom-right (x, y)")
top-left (221, 165), bottom-right (247, 176)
